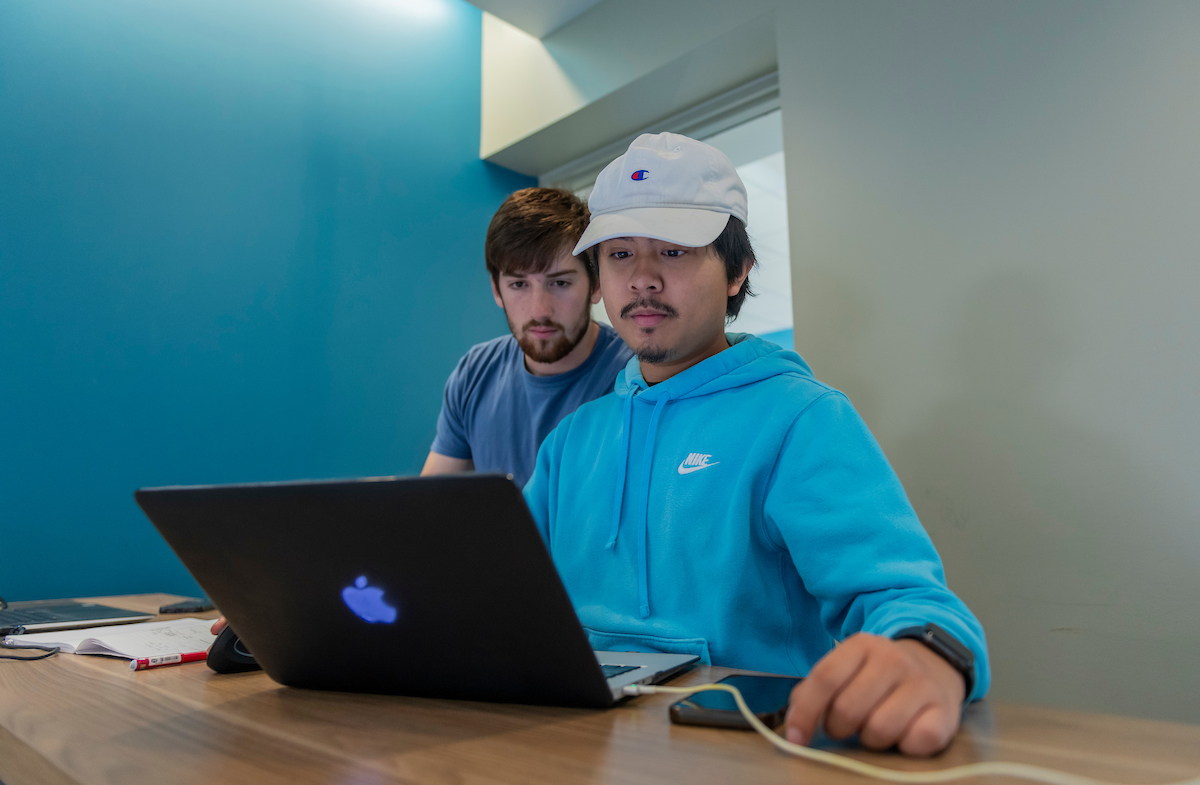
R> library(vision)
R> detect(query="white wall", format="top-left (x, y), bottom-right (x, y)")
top-left (483, 0), bottom-right (1200, 723)
top-left (777, 0), bottom-right (1200, 723)
top-left (481, 1), bottom-right (777, 172)
top-left (481, 13), bottom-right (588, 157)
top-left (480, 0), bottom-right (777, 157)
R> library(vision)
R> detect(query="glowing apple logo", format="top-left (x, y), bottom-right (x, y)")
top-left (341, 575), bottom-right (398, 623)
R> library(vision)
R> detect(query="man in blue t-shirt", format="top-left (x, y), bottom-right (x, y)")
top-left (421, 188), bottom-right (633, 488)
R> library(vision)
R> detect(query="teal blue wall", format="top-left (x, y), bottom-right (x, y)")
top-left (0, 0), bottom-right (533, 601)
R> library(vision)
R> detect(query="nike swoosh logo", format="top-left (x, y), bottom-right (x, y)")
top-left (678, 461), bottom-right (719, 475)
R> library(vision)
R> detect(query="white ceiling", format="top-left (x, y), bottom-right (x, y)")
top-left (463, 0), bottom-right (607, 38)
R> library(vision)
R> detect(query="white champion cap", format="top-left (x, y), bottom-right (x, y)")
top-left (571, 132), bottom-right (748, 256)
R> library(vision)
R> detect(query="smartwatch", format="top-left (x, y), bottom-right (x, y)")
top-left (892, 622), bottom-right (975, 699)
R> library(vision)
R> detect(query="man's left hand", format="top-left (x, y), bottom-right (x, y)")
top-left (783, 632), bottom-right (966, 757)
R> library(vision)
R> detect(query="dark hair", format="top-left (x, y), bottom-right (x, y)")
top-left (485, 188), bottom-right (594, 290)
top-left (713, 216), bottom-right (757, 319)
top-left (588, 215), bottom-right (757, 319)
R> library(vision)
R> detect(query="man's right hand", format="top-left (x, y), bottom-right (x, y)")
top-left (784, 633), bottom-right (966, 757)
top-left (211, 617), bottom-right (227, 635)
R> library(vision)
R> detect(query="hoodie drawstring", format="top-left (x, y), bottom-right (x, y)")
top-left (636, 394), bottom-right (671, 617)
top-left (605, 388), bottom-right (672, 618)
top-left (606, 391), bottom-right (636, 549)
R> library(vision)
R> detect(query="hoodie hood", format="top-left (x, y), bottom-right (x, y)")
top-left (614, 332), bottom-right (814, 403)
top-left (606, 333), bottom-right (813, 617)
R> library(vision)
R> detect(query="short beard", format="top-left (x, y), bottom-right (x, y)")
top-left (635, 344), bottom-right (675, 364)
top-left (619, 297), bottom-right (680, 365)
top-left (509, 308), bottom-right (592, 365)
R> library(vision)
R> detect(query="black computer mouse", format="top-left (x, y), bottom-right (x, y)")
top-left (207, 625), bottom-right (261, 674)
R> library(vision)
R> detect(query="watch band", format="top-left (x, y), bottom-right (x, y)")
top-left (892, 622), bottom-right (975, 699)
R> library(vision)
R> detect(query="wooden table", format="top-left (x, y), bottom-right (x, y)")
top-left (2, 594), bottom-right (1199, 785)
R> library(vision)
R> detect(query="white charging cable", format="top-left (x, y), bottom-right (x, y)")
top-left (622, 683), bottom-right (1200, 785)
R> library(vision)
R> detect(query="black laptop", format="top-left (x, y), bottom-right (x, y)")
top-left (134, 474), bottom-right (697, 708)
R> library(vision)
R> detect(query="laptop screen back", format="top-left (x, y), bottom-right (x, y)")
top-left (135, 475), bottom-right (613, 707)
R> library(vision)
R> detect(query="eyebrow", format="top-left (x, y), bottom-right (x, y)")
top-left (501, 269), bottom-right (579, 280)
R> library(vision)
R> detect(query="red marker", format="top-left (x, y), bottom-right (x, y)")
top-left (130, 651), bottom-right (209, 671)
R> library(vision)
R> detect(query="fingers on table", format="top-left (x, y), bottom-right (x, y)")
top-left (784, 637), bottom-right (870, 744)
top-left (898, 703), bottom-right (957, 757)
top-left (856, 677), bottom-right (957, 757)
top-left (824, 651), bottom-right (905, 739)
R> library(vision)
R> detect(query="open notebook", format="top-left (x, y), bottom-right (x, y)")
top-left (2, 617), bottom-right (217, 659)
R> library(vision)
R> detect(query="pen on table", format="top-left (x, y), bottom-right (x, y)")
top-left (130, 651), bottom-right (209, 670)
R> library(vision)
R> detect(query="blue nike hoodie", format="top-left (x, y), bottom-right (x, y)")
top-left (523, 334), bottom-right (990, 701)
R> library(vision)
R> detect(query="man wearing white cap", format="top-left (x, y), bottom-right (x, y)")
top-left (522, 133), bottom-right (989, 756)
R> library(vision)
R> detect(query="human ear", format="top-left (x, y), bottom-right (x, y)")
top-left (727, 257), bottom-right (752, 297)
top-left (491, 277), bottom-right (505, 309)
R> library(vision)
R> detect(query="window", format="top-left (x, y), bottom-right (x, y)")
top-left (703, 110), bottom-right (792, 350)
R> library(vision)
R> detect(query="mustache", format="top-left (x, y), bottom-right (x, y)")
top-left (620, 298), bottom-right (679, 320)
top-left (521, 319), bottom-right (565, 333)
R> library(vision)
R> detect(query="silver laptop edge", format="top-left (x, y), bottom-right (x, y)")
top-left (597, 651), bottom-right (699, 700)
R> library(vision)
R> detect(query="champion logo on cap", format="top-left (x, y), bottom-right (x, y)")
top-left (569, 133), bottom-right (749, 257)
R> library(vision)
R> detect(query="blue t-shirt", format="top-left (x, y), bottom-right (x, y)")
top-left (431, 323), bottom-right (632, 488)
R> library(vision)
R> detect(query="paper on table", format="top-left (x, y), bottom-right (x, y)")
top-left (2, 617), bottom-right (217, 659)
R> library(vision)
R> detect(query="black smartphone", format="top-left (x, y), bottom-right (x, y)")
top-left (669, 674), bottom-right (801, 729)
top-left (158, 597), bottom-right (215, 614)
